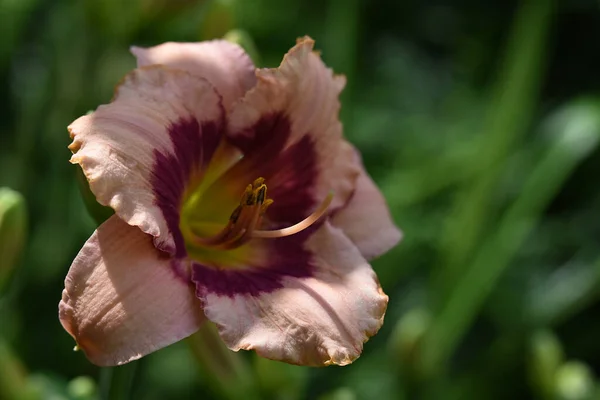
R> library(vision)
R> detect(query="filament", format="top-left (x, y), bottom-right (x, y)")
top-left (251, 193), bottom-right (333, 239)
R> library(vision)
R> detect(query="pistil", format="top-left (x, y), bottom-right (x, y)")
top-left (252, 193), bottom-right (333, 239)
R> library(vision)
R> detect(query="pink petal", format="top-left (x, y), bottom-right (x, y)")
top-left (59, 216), bottom-right (204, 366)
top-left (223, 37), bottom-right (359, 223)
top-left (196, 223), bottom-right (388, 366)
top-left (131, 40), bottom-right (256, 111)
top-left (69, 66), bottom-right (225, 254)
top-left (332, 156), bottom-right (402, 260)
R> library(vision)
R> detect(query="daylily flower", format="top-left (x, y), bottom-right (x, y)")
top-left (59, 37), bottom-right (401, 367)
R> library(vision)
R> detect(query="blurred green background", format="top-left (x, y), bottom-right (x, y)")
top-left (1, 0), bottom-right (600, 399)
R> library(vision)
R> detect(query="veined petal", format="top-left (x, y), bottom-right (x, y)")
top-left (222, 37), bottom-right (359, 224)
top-left (59, 216), bottom-right (204, 366)
top-left (69, 66), bottom-right (225, 254)
top-left (332, 154), bottom-right (402, 260)
top-left (194, 223), bottom-right (388, 366)
top-left (131, 40), bottom-right (256, 112)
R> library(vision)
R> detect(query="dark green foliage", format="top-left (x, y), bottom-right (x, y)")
top-left (1, 0), bottom-right (599, 399)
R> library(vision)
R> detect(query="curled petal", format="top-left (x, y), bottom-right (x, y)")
top-left (195, 223), bottom-right (388, 366)
top-left (69, 66), bottom-right (225, 254)
top-left (223, 37), bottom-right (359, 224)
top-left (131, 40), bottom-right (256, 111)
top-left (59, 216), bottom-right (204, 366)
top-left (332, 154), bottom-right (402, 260)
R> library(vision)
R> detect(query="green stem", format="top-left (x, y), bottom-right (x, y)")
top-left (99, 362), bottom-right (138, 400)
top-left (187, 322), bottom-right (260, 400)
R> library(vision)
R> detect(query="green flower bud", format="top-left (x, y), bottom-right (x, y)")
top-left (0, 188), bottom-right (27, 293)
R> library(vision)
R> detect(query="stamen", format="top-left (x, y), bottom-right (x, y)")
top-left (184, 177), bottom-right (333, 250)
top-left (191, 203), bottom-right (253, 247)
top-left (188, 177), bottom-right (268, 248)
top-left (217, 204), bottom-right (262, 249)
top-left (251, 192), bottom-right (333, 239)
top-left (188, 205), bottom-right (240, 246)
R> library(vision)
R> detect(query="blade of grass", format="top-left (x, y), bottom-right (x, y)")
top-left (434, 0), bottom-right (555, 301)
top-left (420, 98), bottom-right (600, 376)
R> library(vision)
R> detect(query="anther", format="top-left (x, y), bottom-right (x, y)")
top-left (229, 205), bottom-right (242, 223)
top-left (252, 177), bottom-right (265, 189)
top-left (260, 199), bottom-right (274, 215)
top-left (256, 185), bottom-right (267, 204)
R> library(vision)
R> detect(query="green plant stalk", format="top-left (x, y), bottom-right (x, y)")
top-left (253, 354), bottom-right (308, 400)
top-left (99, 362), bottom-right (137, 400)
top-left (435, 0), bottom-right (554, 300)
top-left (420, 101), bottom-right (600, 376)
top-left (187, 322), bottom-right (260, 400)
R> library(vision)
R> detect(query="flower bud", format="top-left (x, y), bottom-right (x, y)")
top-left (0, 188), bottom-right (27, 293)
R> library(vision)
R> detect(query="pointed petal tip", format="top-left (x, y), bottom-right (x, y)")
top-left (296, 35), bottom-right (314, 46)
top-left (226, 35), bottom-right (354, 222)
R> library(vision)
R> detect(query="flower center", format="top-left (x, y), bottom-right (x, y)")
top-left (182, 177), bottom-right (332, 251)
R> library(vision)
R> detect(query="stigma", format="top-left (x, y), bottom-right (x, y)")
top-left (190, 177), bottom-right (332, 250)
